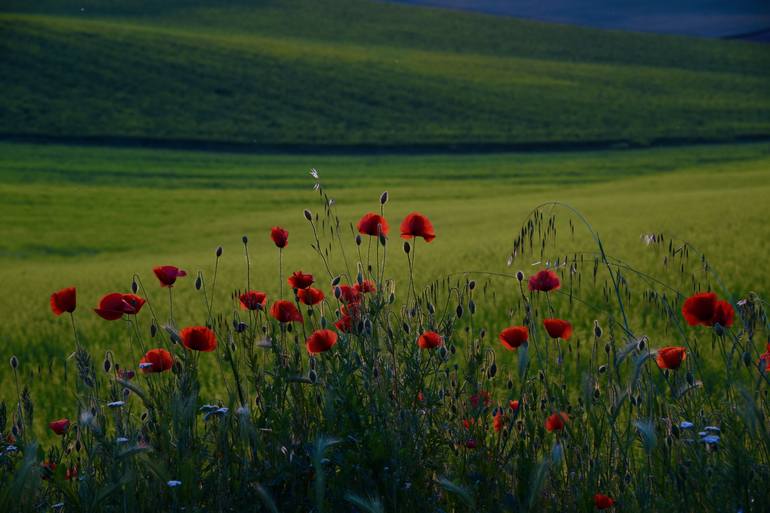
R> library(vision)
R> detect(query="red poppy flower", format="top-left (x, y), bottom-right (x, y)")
top-left (140, 348), bottom-right (174, 373)
top-left (335, 314), bottom-right (353, 333)
top-left (50, 287), bottom-right (76, 315)
top-left (656, 346), bottom-right (686, 370)
top-left (121, 293), bottom-right (146, 314)
top-left (179, 326), bottom-right (217, 352)
top-left (239, 290), bottom-right (267, 310)
top-left (66, 465), bottom-right (78, 481)
top-left (417, 391), bottom-right (425, 402)
top-left (543, 318), bottom-right (573, 340)
top-left (528, 269), bottom-right (560, 292)
top-left (153, 265), bottom-right (187, 287)
top-left (306, 329), bottom-right (338, 354)
top-left (400, 212), bottom-right (435, 242)
top-left (270, 300), bottom-right (303, 323)
top-left (94, 293), bottom-right (142, 320)
top-left (462, 417), bottom-right (478, 430)
top-left (594, 493), bottom-right (615, 510)
top-left (499, 326), bottom-right (529, 351)
top-left (494, 411), bottom-right (508, 433)
top-left (682, 292), bottom-right (717, 326)
top-left (712, 300), bottom-right (735, 328)
top-left (509, 399), bottom-right (520, 412)
top-left (758, 343), bottom-right (770, 371)
top-left (336, 284), bottom-right (361, 304)
top-left (354, 280), bottom-right (377, 294)
top-left (545, 412), bottom-right (569, 432)
top-left (288, 271), bottom-right (314, 290)
top-left (417, 330), bottom-right (443, 349)
top-left (298, 287), bottom-right (324, 305)
top-left (357, 212), bottom-right (389, 237)
top-left (470, 391), bottom-right (491, 408)
top-left (271, 226), bottom-right (288, 248)
top-left (49, 418), bottom-right (70, 435)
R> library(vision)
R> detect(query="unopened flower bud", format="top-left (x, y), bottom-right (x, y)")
top-left (380, 191), bottom-right (388, 205)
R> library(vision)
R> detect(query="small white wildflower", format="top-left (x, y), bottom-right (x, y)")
top-left (52, 503), bottom-right (65, 510)
top-left (116, 437), bottom-right (129, 444)
top-left (167, 480), bottom-right (182, 488)
top-left (107, 401), bottom-right (125, 408)
top-left (310, 168), bottom-right (319, 179)
top-left (216, 407), bottom-right (229, 415)
top-left (79, 410), bottom-right (94, 426)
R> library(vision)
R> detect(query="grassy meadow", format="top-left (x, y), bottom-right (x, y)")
top-left (2, 0), bottom-right (770, 147)
top-left (1, 140), bottom-right (769, 425)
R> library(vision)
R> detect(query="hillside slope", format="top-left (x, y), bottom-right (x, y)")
top-left (1, 0), bottom-right (769, 147)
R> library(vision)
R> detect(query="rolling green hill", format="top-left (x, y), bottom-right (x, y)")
top-left (1, 0), bottom-right (769, 147)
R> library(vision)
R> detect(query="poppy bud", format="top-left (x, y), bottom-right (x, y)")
top-left (103, 357), bottom-right (111, 373)
top-left (479, 329), bottom-right (486, 339)
top-left (379, 233), bottom-right (386, 246)
top-left (388, 293), bottom-right (395, 304)
top-left (468, 280), bottom-right (476, 290)
top-left (10, 355), bottom-right (18, 369)
top-left (236, 322), bottom-right (248, 333)
top-left (439, 346), bottom-right (448, 359)
top-left (357, 271), bottom-right (363, 285)
top-left (304, 209), bottom-right (312, 221)
top-left (75, 439), bottom-right (82, 452)
top-left (242, 235), bottom-right (248, 244)
top-left (604, 343), bottom-right (611, 353)
top-left (334, 287), bottom-right (342, 299)
top-left (598, 364), bottom-right (607, 374)
top-left (488, 362), bottom-right (497, 378)
top-left (331, 275), bottom-right (341, 286)
top-left (450, 344), bottom-right (456, 354)
top-left (131, 280), bottom-right (138, 294)
top-left (150, 323), bottom-right (157, 338)
top-left (456, 304), bottom-right (463, 318)
top-left (538, 370), bottom-right (545, 382)
top-left (428, 302), bottom-right (435, 314)
top-left (309, 356), bottom-right (316, 370)
top-left (594, 321), bottom-right (603, 338)
top-left (469, 300), bottom-right (476, 315)
top-left (403, 241), bottom-right (410, 254)
top-left (742, 351), bottom-right (752, 367)
top-left (356, 234), bottom-right (362, 246)
top-left (320, 317), bottom-right (327, 328)
top-left (216, 246), bottom-right (223, 257)
top-left (308, 370), bottom-right (318, 384)
top-left (402, 322), bottom-right (410, 334)
top-left (195, 276), bottom-right (202, 290)
top-left (123, 388), bottom-right (130, 398)
top-left (516, 271), bottom-right (524, 282)
top-left (507, 378), bottom-right (513, 389)
top-left (686, 372), bottom-right (695, 386)
top-left (380, 191), bottom-right (388, 205)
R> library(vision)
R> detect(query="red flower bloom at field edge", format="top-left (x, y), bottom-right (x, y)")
top-left (271, 226), bottom-right (289, 248)
top-left (306, 329), bottom-right (338, 354)
top-left (50, 287), bottom-right (76, 315)
top-left (418, 331), bottom-right (443, 349)
top-left (239, 290), bottom-right (267, 310)
top-left (543, 318), bottom-right (573, 340)
top-left (545, 412), bottom-right (569, 432)
top-left (288, 271), bottom-right (314, 290)
top-left (179, 326), bottom-right (217, 352)
top-left (298, 287), bottom-right (325, 305)
top-left (270, 300), bottom-right (303, 323)
top-left (528, 269), bottom-right (560, 292)
top-left (354, 280), bottom-right (376, 294)
top-left (153, 265), bottom-right (187, 287)
top-left (357, 212), bottom-right (389, 237)
top-left (49, 418), bottom-right (70, 435)
top-left (656, 346), bottom-right (686, 370)
top-left (499, 326), bottom-right (529, 351)
top-left (758, 343), bottom-right (770, 371)
top-left (400, 212), bottom-right (435, 242)
top-left (712, 300), bottom-right (735, 328)
top-left (140, 348), bottom-right (174, 373)
top-left (94, 293), bottom-right (145, 320)
top-left (594, 493), bottom-right (615, 510)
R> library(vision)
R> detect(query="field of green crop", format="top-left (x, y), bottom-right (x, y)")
top-left (2, 0), bottom-right (769, 147)
top-left (2, 140), bottom-right (769, 423)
